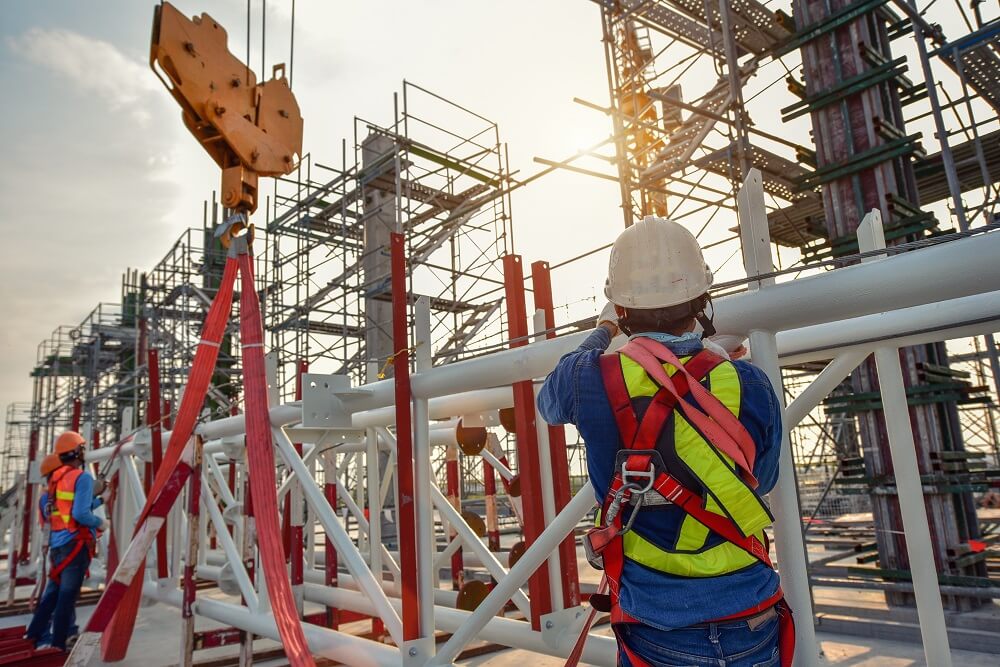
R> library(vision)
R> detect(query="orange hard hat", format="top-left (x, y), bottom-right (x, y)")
top-left (54, 431), bottom-right (86, 455)
top-left (39, 453), bottom-right (62, 477)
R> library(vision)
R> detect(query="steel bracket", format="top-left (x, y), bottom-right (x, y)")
top-left (401, 637), bottom-right (435, 666)
top-left (301, 374), bottom-right (361, 428)
top-left (541, 605), bottom-right (589, 650)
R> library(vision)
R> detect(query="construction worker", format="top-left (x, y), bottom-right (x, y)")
top-left (25, 431), bottom-right (108, 652)
top-left (538, 217), bottom-right (791, 666)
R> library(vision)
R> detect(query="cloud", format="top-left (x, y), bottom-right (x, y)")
top-left (7, 27), bottom-right (158, 123)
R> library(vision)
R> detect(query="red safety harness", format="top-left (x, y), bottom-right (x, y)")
top-left (45, 468), bottom-right (96, 585)
top-left (577, 340), bottom-right (794, 667)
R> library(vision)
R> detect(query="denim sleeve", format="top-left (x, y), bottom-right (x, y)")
top-left (71, 473), bottom-right (103, 529)
top-left (537, 327), bottom-right (611, 425)
top-left (732, 361), bottom-right (783, 494)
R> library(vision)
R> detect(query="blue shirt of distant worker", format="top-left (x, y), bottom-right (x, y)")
top-left (537, 216), bottom-right (784, 667)
top-left (26, 432), bottom-right (107, 652)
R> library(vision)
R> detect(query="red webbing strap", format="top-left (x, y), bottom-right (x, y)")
top-left (563, 575), bottom-right (608, 667)
top-left (238, 251), bottom-right (314, 667)
top-left (72, 257), bottom-right (238, 663)
top-left (623, 338), bottom-right (758, 484)
top-left (630, 351), bottom-right (724, 451)
top-left (652, 473), bottom-right (771, 566)
top-left (600, 354), bottom-right (638, 447)
top-left (47, 535), bottom-right (85, 584)
top-left (137, 257), bottom-right (238, 527)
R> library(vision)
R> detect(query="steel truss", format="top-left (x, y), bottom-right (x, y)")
top-left (3, 174), bottom-right (999, 666)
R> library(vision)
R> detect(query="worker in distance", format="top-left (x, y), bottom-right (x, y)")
top-left (25, 431), bottom-right (109, 652)
top-left (539, 217), bottom-right (793, 666)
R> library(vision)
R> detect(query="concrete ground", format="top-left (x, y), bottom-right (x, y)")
top-left (2, 589), bottom-right (997, 667)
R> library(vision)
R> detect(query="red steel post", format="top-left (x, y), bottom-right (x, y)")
top-left (390, 232), bottom-right (420, 640)
top-left (446, 445), bottom-right (464, 590)
top-left (71, 398), bottom-right (82, 432)
top-left (18, 428), bottom-right (39, 563)
top-left (148, 348), bottom-right (168, 579)
top-left (530, 260), bottom-right (581, 608)
top-left (181, 437), bottom-right (203, 667)
top-left (502, 254), bottom-right (552, 629)
top-left (324, 477), bottom-right (339, 629)
top-left (291, 360), bottom-right (307, 599)
top-left (483, 458), bottom-right (500, 552)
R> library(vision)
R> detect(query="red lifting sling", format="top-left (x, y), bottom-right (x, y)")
top-left (569, 341), bottom-right (794, 667)
top-left (66, 219), bottom-right (315, 667)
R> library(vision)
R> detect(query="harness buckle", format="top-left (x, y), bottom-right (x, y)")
top-left (613, 450), bottom-right (665, 500)
top-left (583, 489), bottom-right (647, 570)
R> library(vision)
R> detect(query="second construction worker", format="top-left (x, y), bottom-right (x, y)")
top-left (25, 431), bottom-right (108, 651)
top-left (539, 217), bottom-right (792, 666)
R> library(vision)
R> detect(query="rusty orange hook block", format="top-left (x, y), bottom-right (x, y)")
top-left (150, 1), bottom-right (303, 213)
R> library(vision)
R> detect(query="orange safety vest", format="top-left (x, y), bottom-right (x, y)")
top-left (48, 465), bottom-right (84, 533)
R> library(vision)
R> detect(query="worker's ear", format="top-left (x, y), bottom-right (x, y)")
top-left (614, 305), bottom-right (627, 318)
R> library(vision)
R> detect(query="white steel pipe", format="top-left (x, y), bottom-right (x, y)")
top-left (352, 387), bottom-right (513, 428)
top-left (432, 484), bottom-right (598, 666)
top-left (319, 228), bottom-right (1000, 414)
top-left (533, 309), bottom-right (564, 612)
top-left (311, 585), bottom-right (618, 666)
top-left (413, 295), bottom-right (436, 641)
top-left (784, 350), bottom-right (869, 428)
top-left (777, 290), bottom-right (1000, 365)
top-left (859, 212), bottom-right (953, 666)
top-left (738, 169), bottom-right (818, 666)
top-left (164, 574), bottom-right (408, 666)
top-left (272, 426), bottom-right (404, 645)
top-left (376, 426), bottom-right (532, 617)
top-left (200, 478), bottom-right (258, 611)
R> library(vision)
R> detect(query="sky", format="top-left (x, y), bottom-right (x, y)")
top-left (1, 0), bottom-right (996, 443)
top-left (0, 0), bottom-right (625, 424)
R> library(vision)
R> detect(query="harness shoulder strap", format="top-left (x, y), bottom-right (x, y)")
top-left (621, 339), bottom-right (758, 486)
top-left (631, 350), bottom-right (724, 451)
top-left (600, 352), bottom-right (638, 448)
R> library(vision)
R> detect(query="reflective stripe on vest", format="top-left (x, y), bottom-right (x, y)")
top-left (616, 354), bottom-right (772, 577)
top-left (49, 466), bottom-right (83, 533)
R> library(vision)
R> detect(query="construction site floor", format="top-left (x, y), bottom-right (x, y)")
top-left (1, 586), bottom-right (997, 666)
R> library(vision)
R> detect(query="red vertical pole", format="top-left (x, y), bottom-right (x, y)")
top-left (148, 348), bottom-right (168, 579)
top-left (18, 429), bottom-right (39, 563)
top-left (290, 360), bottom-right (307, 598)
top-left (390, 232), bottom-right (420, 641)
top-left (483, 458), bottom-right (500, 552)
top-left (71, 399), bottom-right (82, 432)
top-left (530, 260), bottom-right (581, 608)
top-left (324, 477), bottom-right (339, 629)
top-left (181, 438), bottom-right (203, 664)
top-left (446, 446), bottom-right (463, 590)
top-left (502, 254), bottom-right (552, 630)
top-left (92, 430), bottom-right (100, 449)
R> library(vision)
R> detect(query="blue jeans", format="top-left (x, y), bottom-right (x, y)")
top-left (26, 542), bottom-right (90, 650)
top-left (619, 615), bottom-right (780, 667)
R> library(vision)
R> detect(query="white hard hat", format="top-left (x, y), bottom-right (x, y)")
top-left (604, 216), bottom-right (714, 309)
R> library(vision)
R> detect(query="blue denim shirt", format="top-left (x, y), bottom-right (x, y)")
top-left (537, 327), bottom-right (783, 630)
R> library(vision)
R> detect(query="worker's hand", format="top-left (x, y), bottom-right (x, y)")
top-left (597, 301), bottom-right (620, 337)
top-left (93, 478), bottom-right (107, 496)
top-left (99, 518), bottom-right (111, 533)
top-left (100, 488), bottom-right (112, 504)
top-left (707, 334), bottom-right (747, 359)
